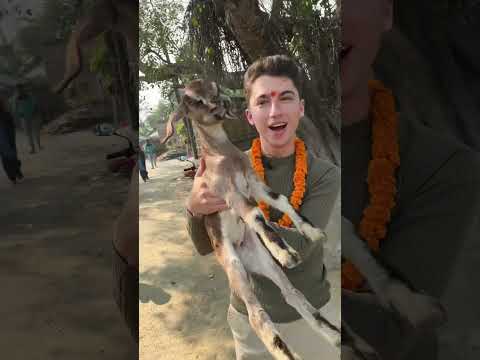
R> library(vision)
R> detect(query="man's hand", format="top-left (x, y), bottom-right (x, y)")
top-left (186, 157), bottom-right (228, 216)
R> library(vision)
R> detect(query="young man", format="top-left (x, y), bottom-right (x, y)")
top-left (185, 55), bottom-right (340, 359)
top-left (341, 0), bottom-right (480, 358)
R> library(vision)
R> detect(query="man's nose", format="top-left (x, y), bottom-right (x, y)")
top-left (268, 98), bottom-right (282, 117)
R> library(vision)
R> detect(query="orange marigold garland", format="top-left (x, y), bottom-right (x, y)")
top-left (250, 137), bottom-right (308, 227)
top-left (341, 79), bottom-right (401, 290)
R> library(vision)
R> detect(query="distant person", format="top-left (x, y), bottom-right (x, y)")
top-left (138, 150), bottom-right (149, 182)
top-left (13, 84), bottom-right (43, 154)
top-left (0, 98), bottom-right (24, 184)
top-left (143, 139), bottom-right (156, 169)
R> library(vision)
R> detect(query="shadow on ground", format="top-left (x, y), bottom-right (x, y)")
top-left (139, 283), bottom-right (172, 305)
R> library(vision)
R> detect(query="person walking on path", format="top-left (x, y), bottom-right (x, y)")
top-left (143, 139), bottom-right (157, 169)
top-left (0, 98), bottom-right (24, 184)
top-left (13, 84), bottom-right (43, 154)
top-left (138, 149), bottom-right (149, 182)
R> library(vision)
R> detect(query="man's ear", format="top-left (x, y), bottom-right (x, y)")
top-left (382, 0), bottom-right (393, 32)
top-left (245, 108), bottom-right (255, 126)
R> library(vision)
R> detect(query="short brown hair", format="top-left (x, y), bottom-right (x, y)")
top-left (243, 55), bottom-right (304, 104)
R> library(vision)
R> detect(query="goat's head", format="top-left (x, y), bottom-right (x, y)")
top-left (161, 79), bottom-right (236, 144)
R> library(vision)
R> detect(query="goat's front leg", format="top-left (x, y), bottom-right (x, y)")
top-left (342, 217), bottom-right (446, 331)
top-left (248, 175), bottom-right (325, 243)
top-left (226, 192), bottom-right (301, 269)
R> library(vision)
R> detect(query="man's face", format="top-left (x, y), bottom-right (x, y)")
top-left (245, 75), bottom-right (304, 154)
top-left (341, 0), bottom-right (393, 99)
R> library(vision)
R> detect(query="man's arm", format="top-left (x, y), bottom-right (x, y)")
top-left (185, 158), bottom-right (227, 256)
top-left (185, 210), bottom-right (214, 255)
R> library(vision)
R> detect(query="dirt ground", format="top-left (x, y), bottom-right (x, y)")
top-left (0, 130), bottom-right (136, 360)
top-left (139, 158), bottom-right (341, 360)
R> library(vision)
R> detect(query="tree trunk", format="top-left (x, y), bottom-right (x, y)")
top-left (112, 33), bottom-right (138, 131)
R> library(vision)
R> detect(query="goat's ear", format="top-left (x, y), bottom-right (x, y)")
top-left (182, 92), bottom-right (196, 106)
top-left (161, 109), bottom-right (184, 144)
top-left (219, 93), bottom-right (236, 120)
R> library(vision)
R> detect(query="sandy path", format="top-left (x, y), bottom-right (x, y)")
top-left (139, 158), bottom-right (341, 360)
top-left (139, 159), bottom-right (235, 360)
top-left (0, 130), bottom-right (136, 359)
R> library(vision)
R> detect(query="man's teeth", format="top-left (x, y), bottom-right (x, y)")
top-left (269, 123), bottom-right (287, 129)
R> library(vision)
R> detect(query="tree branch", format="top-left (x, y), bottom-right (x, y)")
top-left (144, 48), bottom-right (169, 63)
top-left (223, 0), bottom-right (282, 61)
top-left (140, 62), bottom-right (203, 83)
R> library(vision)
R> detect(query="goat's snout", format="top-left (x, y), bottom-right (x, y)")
top-left (208, 103), bottom-right (219, 113)
top-left (207, 103), bottom-right (218, 112)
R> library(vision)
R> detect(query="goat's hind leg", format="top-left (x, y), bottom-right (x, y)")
top-left (216, 234), bottom-right (300, 359)
top-left (207, 213), bottom-right (300, 359)
top-left (249, 177), bottom-right (325, 243)
top-left (242, 233), bottom-right (341, 351)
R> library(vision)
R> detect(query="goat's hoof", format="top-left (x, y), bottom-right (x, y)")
top-left (301, 224), bottom-right (326, 243)
top-left (278, 250), bottom-right (301, 269)
top-left (382, 281), bottom-right (447, 331)
top-left (272, 334), bottom-right (301, 360)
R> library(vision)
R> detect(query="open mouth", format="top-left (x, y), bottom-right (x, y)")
top-left (268, 123), bottom-right (287, 131)
top-left (340, 44), bottom-right (353, 61)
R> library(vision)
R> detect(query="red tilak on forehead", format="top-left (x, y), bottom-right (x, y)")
top-left (270, 91), bottom-right (278, 97)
